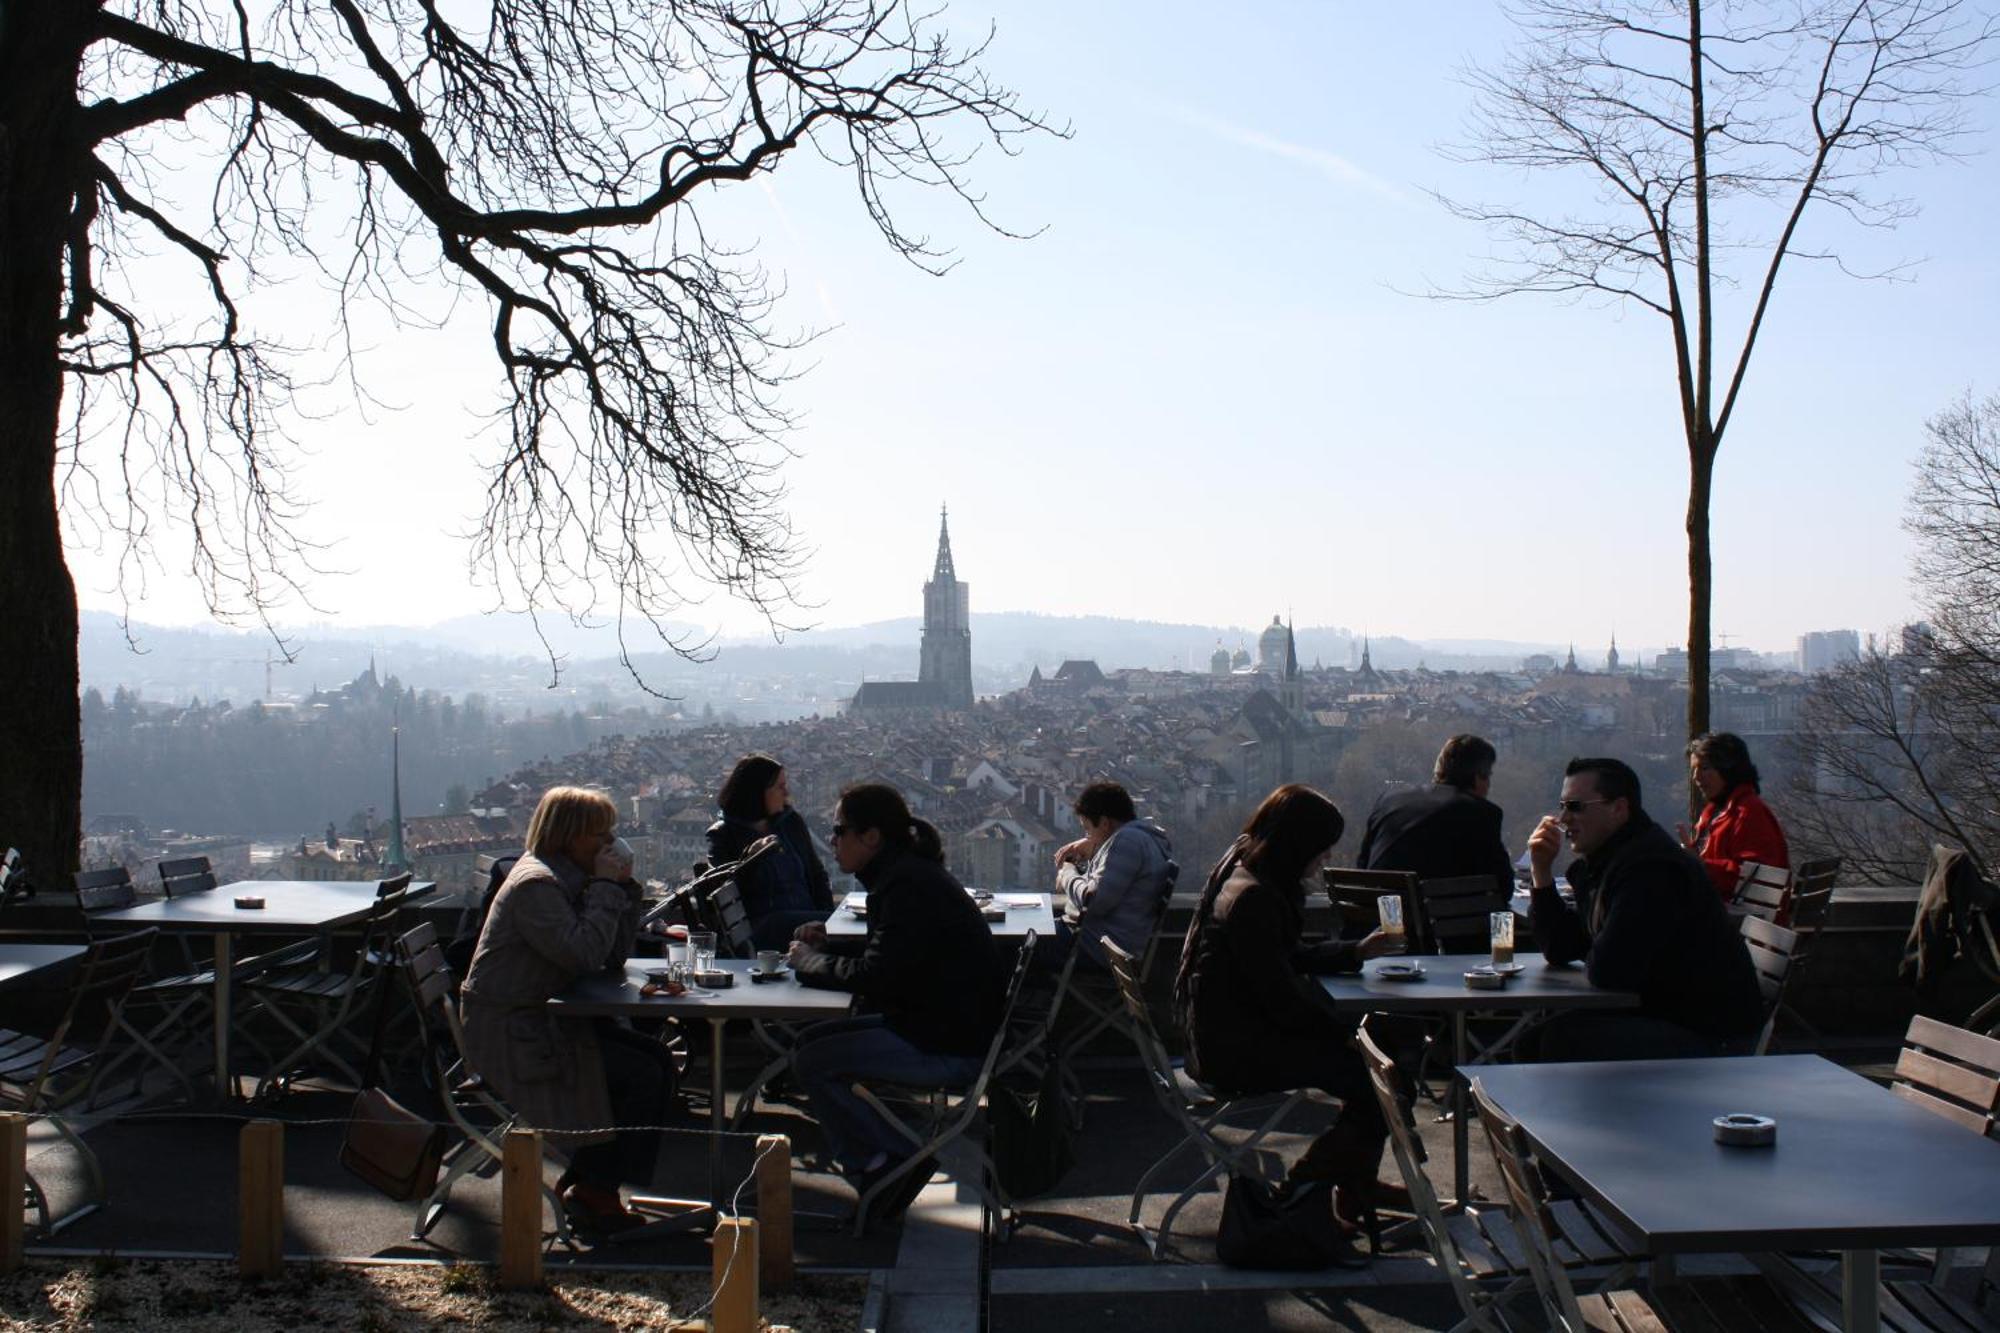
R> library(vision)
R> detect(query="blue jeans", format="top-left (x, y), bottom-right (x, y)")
top-left (791, 1015), bottom-right (983, 1172)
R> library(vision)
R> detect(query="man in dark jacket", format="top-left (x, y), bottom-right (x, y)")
top-left (1358, 734), bottom-right (1515, 897)
top-left (1525, 756), bottom-right (1763, 1060)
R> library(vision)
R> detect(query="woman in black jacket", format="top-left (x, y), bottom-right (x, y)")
top-left (706, 754), bottom-right (835, 949)
top-left (787, 783), bottom-right (1003, 1221)
top-left (1173, 785), bottom-right (1401, 1235)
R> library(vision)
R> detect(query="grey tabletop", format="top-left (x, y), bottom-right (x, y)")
top-left (827, 890), bottom-right (1056, 942)
top-left (1471, 1054), bottom-right (2000, 1253)
top-left (0, 942), bottom-right (85, 990)
top-left (550, 957), bottom-right (857, 1022)
top-left (91, 879), bottom-right (436, 933)
top-left (1318, 953), bottom-right (1638, 1015)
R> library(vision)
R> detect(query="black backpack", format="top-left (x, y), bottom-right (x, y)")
top-left (444, 855), bottom-right (519, 983)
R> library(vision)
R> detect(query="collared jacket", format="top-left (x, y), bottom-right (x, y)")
top-left (1359, 782), bottom-right (1516, 899)
top-left (459, 851), bottom-right (640, 1143)
top-left (706, 806), bottom-right (835, 923)
top-left (1531, 814), bottom-right (1762, 1040)
top-left (1691, 785), bottom-right (1789, 901)
top-left (1056, 819), bottom-right (1177, 965)
top-left (792, 843), bottom-right (1003, 1057)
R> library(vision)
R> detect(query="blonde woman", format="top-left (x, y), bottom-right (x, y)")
top-left (461, 786), bottom-right (675, 1237)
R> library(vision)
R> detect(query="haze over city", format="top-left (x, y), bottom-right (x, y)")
top-left (62, 2), bottom-right (2000, 659)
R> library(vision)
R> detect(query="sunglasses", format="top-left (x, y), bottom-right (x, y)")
top-left (1555, 797), bottom-right (1615, 815)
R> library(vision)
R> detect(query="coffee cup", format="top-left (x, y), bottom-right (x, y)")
top-left (1377, 894), bottom-right (1405, 944)
top-left (756, 949), bottom-right (783, 975)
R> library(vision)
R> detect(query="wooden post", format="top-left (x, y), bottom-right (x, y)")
top-left (710, 1216), bottom-right (759, 1333)
top-left (1, 1113), bottom-right (25, 1275)
top-left (237, 1119), bottom-right (283, 1279)
top-left (498, 1129), bottom-right (544, 1290)
top-left (753, 1133), bottom-right (794, 1288)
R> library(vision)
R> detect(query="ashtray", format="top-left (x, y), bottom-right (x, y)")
top-left (981, 906), bottom-right (1006, 922)
top-left (233, 896), bottom-right (265, 910)
top-left (749, 968), bottom-right (789, 984)
top-left (1375, 962), bottom-right (1426, 982)
top-left (692, 969), bottom-right (734, 989)
top-left (1463, 967), bottom-right (1509, 990)
top-left (1713, 1113), bottom-right (1777, 1146)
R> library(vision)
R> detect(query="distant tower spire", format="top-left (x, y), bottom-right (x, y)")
top-left (932, 504), bottom-right (957, 581)
top-left (1361, 636), bottom-right (1373, 671)
top-left (1564, 643), bottom-right (1579, 673)
top-left (1606, 632), bottom-right (1621, 673)
top-left (386, 722), bottom-right (407, 872)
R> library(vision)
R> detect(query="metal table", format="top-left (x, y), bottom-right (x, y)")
top-left (1318, 953), bottom-right (1637, 1203)
top-left (91, 879), bottom-right (434, 1096)
top-left (1472, 1054), bottom-right (2000, 1333)
top-left (0, 942), bottom-right (85, 990)
top-left (827, 890), bottom-right (1056, 942)
top-left (552, 956), bottom-right (853, 1200)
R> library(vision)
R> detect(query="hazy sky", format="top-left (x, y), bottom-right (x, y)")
top-left (68, 2), bottom-right (2000, 657)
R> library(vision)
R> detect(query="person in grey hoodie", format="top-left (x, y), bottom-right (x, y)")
top-left (1051, 781), bottom-right (1178, 967)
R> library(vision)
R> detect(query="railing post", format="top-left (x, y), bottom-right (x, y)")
top-left (1, 1113), bottom-right (25, 1275)
top-left (710, 1216), bottom-right (760, 1333)
top-left (754, 1133), bottom-right (794, 1288)
top-left (499, 1128), bottom-right (544, 1290)
top-left (238, 1119), bottom-right (284, 1279)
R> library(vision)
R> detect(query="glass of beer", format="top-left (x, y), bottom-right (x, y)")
top-left (1377, 894), bottom-right (1406, 949)
top-left (1490, 911), bottom-right (1515, 967)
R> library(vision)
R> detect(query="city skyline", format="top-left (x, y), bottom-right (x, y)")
top-left (61, 3), bottom-right (1998, 656)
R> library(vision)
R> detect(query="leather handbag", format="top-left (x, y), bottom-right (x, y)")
top-left (1215, 1175), bottom-right (1361, 1270)
top-left (339, 1086), bottom-right (447, 1201)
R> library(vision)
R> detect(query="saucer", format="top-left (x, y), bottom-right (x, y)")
top-left (1375, 962), bottom-right (1426, 982)
top-left (1486, 961), bottom-right (1527, 976)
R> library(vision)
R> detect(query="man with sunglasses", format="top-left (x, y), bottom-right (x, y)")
top-left (1522, 757), bottom-right (1762, 1060)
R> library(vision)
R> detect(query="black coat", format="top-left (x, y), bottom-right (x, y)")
top-left (705, 806), bottom-right (834, 922)
top-left (1530, 814), bottom-right (1763, 1040)
top-left (792, 843), bottom-right (1003, 1057)
top-left (1358, 783), bottom-right (1515, 897)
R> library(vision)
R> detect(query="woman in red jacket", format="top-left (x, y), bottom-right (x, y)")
top-left (1681, 732), bottom-right (1789, 901)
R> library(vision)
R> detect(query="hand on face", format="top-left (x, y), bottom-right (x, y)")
top-left (1052, 837), bottom-right (1090, 868)
top-left (594, 836), bottom-right (635, 883)
top-left (1526, 815), bottom-right (1564, 882)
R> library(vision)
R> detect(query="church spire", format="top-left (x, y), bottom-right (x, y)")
top-left (932, 504), bottom-right (957, 582)
top-left (1285, 618), bottom-right (1299, 681)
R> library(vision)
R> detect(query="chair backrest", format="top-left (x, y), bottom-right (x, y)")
top-left (1893, 1015), bottom-right (2000, 1137)
top-left (1739, 914), bottom-right (1800, 1055)
top-left (157, 856), bottom-right (217, 899)
top-left (1357, 1022), bottom-right (1482, 1307)
top-left (74, 866), bottom-right (138, 915)
top-left (703, 878), bottom-right (756, 957)
top-left (1732, 861), bottom-right (1793, 921)
top-left (1414, 874), bottom-right (1501, 954)
top-left (1323, 867), bottom-right (1417, 939)
top-left (1468, 1079), bottom-right (1595, 1332)
top-left (16, 928), bottom-right (159, 1108)
top-left (969, 932), bottom-right (1041, 1096)
top-left (397, 921), bottom-right (479, 1085)
top-left (0, 847), bottom-right (26, 910)
top-left (1788, 858), bottom-right (1840, 944)
top-left (1103, 937), bottom-right (1197, 1118)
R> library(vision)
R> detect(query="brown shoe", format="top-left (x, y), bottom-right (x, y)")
top-left (562, 1184), bottom-right (647, 1240)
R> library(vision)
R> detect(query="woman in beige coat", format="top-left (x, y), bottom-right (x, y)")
top-left (460, 786), bottom-right (675, 1236)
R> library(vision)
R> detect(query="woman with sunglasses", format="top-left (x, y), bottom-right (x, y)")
top-left (707, 753), bottom-right (834, 949)
top-left (1172, 784), bottom-right (1404, 1255)
top-left (786, 783), bottom-right (1003, 1226)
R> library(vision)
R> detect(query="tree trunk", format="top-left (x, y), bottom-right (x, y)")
top-left (0, 13), bottom-right (94, 888)
top-left (1685, 439), bottom-right (1715, 766)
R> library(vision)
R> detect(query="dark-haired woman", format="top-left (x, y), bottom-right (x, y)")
top-left (707, 754), bottom-right (834, 950)
top-left (1172, 784), bottom-right (1402, 1248)
top-left (1681, 732), bottom-right (1789, 901)
top-left (787, 783), bottom-right (1003, 1223)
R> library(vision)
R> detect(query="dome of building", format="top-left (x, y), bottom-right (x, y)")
top-left (1257, 615), bottom-right (1289, 672)
top-left (1210, 641), bottom-right (1232, 675)
top-left (1231, 645), bottom-right (1252, 670)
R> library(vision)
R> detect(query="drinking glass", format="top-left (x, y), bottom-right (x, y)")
top-left (1376, 894), bottom-right (1405, 948)
top-left (690, 931), bottom-right (717, 975)
top-left (1490, 911), bottom-right (1515, 967)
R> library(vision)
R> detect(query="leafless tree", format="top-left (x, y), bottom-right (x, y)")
top-left (0, 0), bottom-right (1055, 883)
top-left (1440, 0), bottom-right (1994, 776)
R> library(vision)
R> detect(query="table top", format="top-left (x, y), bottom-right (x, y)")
top-left (827, 890), bottom-right (1056, 942)
top-left (0, 942), bottom-right (86, 990)
top-left (91, 879), bottom-right (436, 934)
top-left (1317, 953), bottom-right (1637, 1015)
top-left (1472, 1054), bottom-right (2000, 1253)
top-left (550, 957), bottom-right (858, 1021)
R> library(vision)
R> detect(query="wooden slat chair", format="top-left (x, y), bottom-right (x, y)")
top-left (1102, 937), bottom-right (1321, 1259)
top-left (73, 867), bottom-right (218, 1103)
top-left (847, 932), bottom-right (1042, 1237)
top-left (1357, 1023), bottom-right (1637, 1332)
top-left (156, 856), bottom-right (217, 899)
top-left (1469, 1079), bottom-right (1820, 1332)
top-left (1416, 874), bottom-right (1507, 955)
top-left (1761, 859), bottom-right (1840, 1046)
top-left (0, 929), bottom-right (157, 1234)
top-left (1739, 915), bottom-right (1802, 1057)
top-left (1731, 861), bottom-right (1793, 923)
top-left (247, 873), bottom-right (414, 1099)
top-left (0, 847), bottom-right (29, 913)
top-left (394, 921), bottom-right (573, 1247)
top-left (1324, 866), bottom-right (1418, 941)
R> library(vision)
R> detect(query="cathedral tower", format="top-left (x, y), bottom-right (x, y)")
top-left (918, 506), bottom-right (974, 709)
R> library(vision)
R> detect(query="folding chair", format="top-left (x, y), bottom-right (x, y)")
top-left (1102, 937), bottom-right (1322, 1258)
top-left (74, 868), bottom-right (217, 1103)
top-left (845, 931), bottom-right (1041, 1238)
top-left (157, 857), bottom-right (217, 898)
top-left (1324, 866), bottom-right (1417, 940)
top-left (394, 921), bottom-right (573, 1246)
top-left (1732, 861), bottom-right (1793, 922)
top-left (247, 873), bottom-right (415, 1099)
top-left (1469, 1079), bottom-right (1820, 1331)
top-left (0, 847), bottom-right (29, 912)
top-left (1414, 874), bottom-right (1507, 955)
top-left (1738, 914), bottom-right (1801, 1056)
top-left (0, 929), bottom-right (157, 1234)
